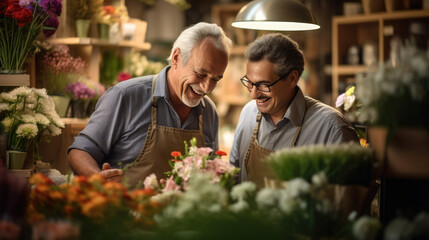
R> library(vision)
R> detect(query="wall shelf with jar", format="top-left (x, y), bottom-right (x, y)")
top-left (331, 9), bottom-right (429, 104)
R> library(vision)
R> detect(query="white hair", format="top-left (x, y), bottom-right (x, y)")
top-left (167, 22), bottom-right (232, 66)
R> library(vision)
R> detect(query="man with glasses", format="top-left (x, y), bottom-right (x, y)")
top-left (68, 23), bottom-right (232, 188)
top-left (230, 34), bottom-right (358, 187)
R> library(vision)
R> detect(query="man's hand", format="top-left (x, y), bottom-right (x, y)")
top-left (98, 163), bottom-right (123, 182)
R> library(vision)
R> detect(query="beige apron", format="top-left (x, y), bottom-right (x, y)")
top-left (124, 75), bottom-right (205, 188)
top-left (244, 97), bottom-right (316, 188)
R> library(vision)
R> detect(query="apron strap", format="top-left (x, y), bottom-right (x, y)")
top-left (151, 75), bottom-right (159, 125)
top-left (291, 96), bottom-right (318, 147)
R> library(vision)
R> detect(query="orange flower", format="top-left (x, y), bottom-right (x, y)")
top-left (103, 5), bottom-right (115, 15)
top-left (171, 151), bottom-right (181, 158)
top-left (29, 173), bottom-right (54, 186)
top-left (215, 150), bottom-right (227, 156)
top-left (360, 138), bottom-right (368, 147)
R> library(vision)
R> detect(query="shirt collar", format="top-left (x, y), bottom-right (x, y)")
top-left (285, 87), bottom-right (306, 127)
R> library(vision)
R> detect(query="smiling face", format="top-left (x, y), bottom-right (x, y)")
top-left (246, 58), bottom-right (298, 124)
top-left (169, 38), bottom-right (228, 108)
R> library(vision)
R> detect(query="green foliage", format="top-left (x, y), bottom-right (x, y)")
top-left (99, 51), bottom-right (124, 87)
top-left (265, 142), bottom-right (374, 186)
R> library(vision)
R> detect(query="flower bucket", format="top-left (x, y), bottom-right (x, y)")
top-left (70, 99), bottom-right (89, 118)
top-left (98, 23), bottom-right (110, 40)
top-left (51, 95), bottom-right (71, 118)
top-left (76, 19), bottom-right (90, 38)
top-left (385, 128), bottom-right (429, 179)
top-left (6, 150), bottom-right (27, 169)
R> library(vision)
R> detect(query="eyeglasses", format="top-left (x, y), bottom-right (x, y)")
top-left (240, 70), bottom-right (293, 92)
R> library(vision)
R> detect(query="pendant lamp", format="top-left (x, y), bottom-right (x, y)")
top-left (232, 0), bottom-right (320, 31)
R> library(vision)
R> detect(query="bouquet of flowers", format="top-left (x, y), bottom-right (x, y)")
top-left (70, 0), bottom-right (102, 20)
top-left (65, 81), bottom-right (95, 100)
top-left (356, 41), bottom-right (429, 133)
top-left (124, 51), bottom-right (166, 78)
top-left (138, 0), bottom-right (191, 10)
top-left (28, 173), bottom-right (162, 239)
top-left (336, 85), bottom-right (366, 123)
top-left (151, 171), bottom-right (356, 239)
top-left (0, 87), bottom-right (65, 152)
top-left (0, 0), bottom-right (62, 72)
top-left (143, 138), bottom-right (239, 192)
top-left (95, 5), bottom-right (120, 25)
top-left (40, 44), bottom-right (86, 95)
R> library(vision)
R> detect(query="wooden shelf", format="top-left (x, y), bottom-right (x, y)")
top-left (336, 65), bottom-right (369, 75)
top-left (47, 37), bottom-right (151, 51)
top-left (0, 74), bottom-right (30, 87)
top-left (331, 9), bottom-right (429, 103)
top-left (334, 9), bottom-right (429, 23)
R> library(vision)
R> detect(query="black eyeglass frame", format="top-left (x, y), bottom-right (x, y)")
top-left (240, 69), bottom-right (294, 92)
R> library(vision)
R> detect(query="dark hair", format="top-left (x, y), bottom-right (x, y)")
top-left (245, 33), bottom-right (304, 78)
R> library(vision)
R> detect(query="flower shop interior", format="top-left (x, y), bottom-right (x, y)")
top-left (1, 0), bottom-right (429, 239)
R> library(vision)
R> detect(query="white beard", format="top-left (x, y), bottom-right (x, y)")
top-left (182, 84), bottom-right (206, 107)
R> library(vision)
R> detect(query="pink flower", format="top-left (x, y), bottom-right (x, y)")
top-left (143, 173), bottom-right (159, 189)
top-left (117, 72), bottom-right (132, 82)
top-left (162, 176), bottom-right (180, 192)
top-left (39, 0), bottom-right (62, 16)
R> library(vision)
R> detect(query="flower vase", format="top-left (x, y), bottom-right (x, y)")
top-left (98, 23), bottom-right (110, 40)
top-left (385, 128), bottom-right (429, 179)
top-left (75, 19), bottom-right (90, 38)
top-left (6, 150), bottom-right (27, 170)
top-left (50, 95), bottom-right (71, 118)
top-left (70, 99), bottom-right (89, 118)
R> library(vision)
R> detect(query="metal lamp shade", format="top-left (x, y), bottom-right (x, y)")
top-left (232, 0), bottom-right (320, 31)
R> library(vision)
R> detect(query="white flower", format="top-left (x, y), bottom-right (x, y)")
top-left (11, 86), bottom-right (32, 98)
top-left (348, 211), bottom-right (357, 221)
top-left (278, 191), bottom-right (295, 214)
top-left (229, 200), bottom-right (249, 213)
top-left (20, 114), bottom-right (36, 124)
top-left (256, 188), bottom-right (279, 209)
top-left (32, 88), bottom-right (49, 99)
top-left (16, 123), bottom-right (38, 139)
top-left (285, 178), bottom-right (310, 198)
top-left (143, 173), bottom-right (159, 189)
top-left (311, 171), bottom-right (328, 187)
top-left (47, 124), bottom-right (62, 136)
top-left (1, 117), bottom-right (14, 131)
top-left (343, 95), bottom-right (355, 111)
top-left (0, 103), bottom-right (9, 112)
top-left (48, 113), bottom-right (65, 128)
top-left (230, 181), bottom-right (257, 201)
top-left (35, 113), bottom-right (50, 126)
top-left (352, 216), bottom-right (381, 240)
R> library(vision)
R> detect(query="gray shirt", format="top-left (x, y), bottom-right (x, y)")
top-left (69, 66), bottom-right (219, 168)
top-left (229, 87), bottom-right (359, 182)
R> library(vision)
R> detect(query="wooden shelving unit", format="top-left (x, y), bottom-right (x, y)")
top-left (331, 9), bottom-right (429, 104)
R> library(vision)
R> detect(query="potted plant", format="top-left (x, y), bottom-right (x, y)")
top-left (356, 41), bottom-right (429, 178)
top-left (39, 44), bottom-right (86, 117)
top-left (65, 80), bottom-right (95, 118)
top-left (0, 0), bottom-right (62, 73)
top-left (69, 0), bottom-right (102, 37)
top-left (0, 87), bottom-right (65, 169)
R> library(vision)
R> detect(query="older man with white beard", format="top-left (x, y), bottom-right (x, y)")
top-left (68, 22), bottom-right (232, 188)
